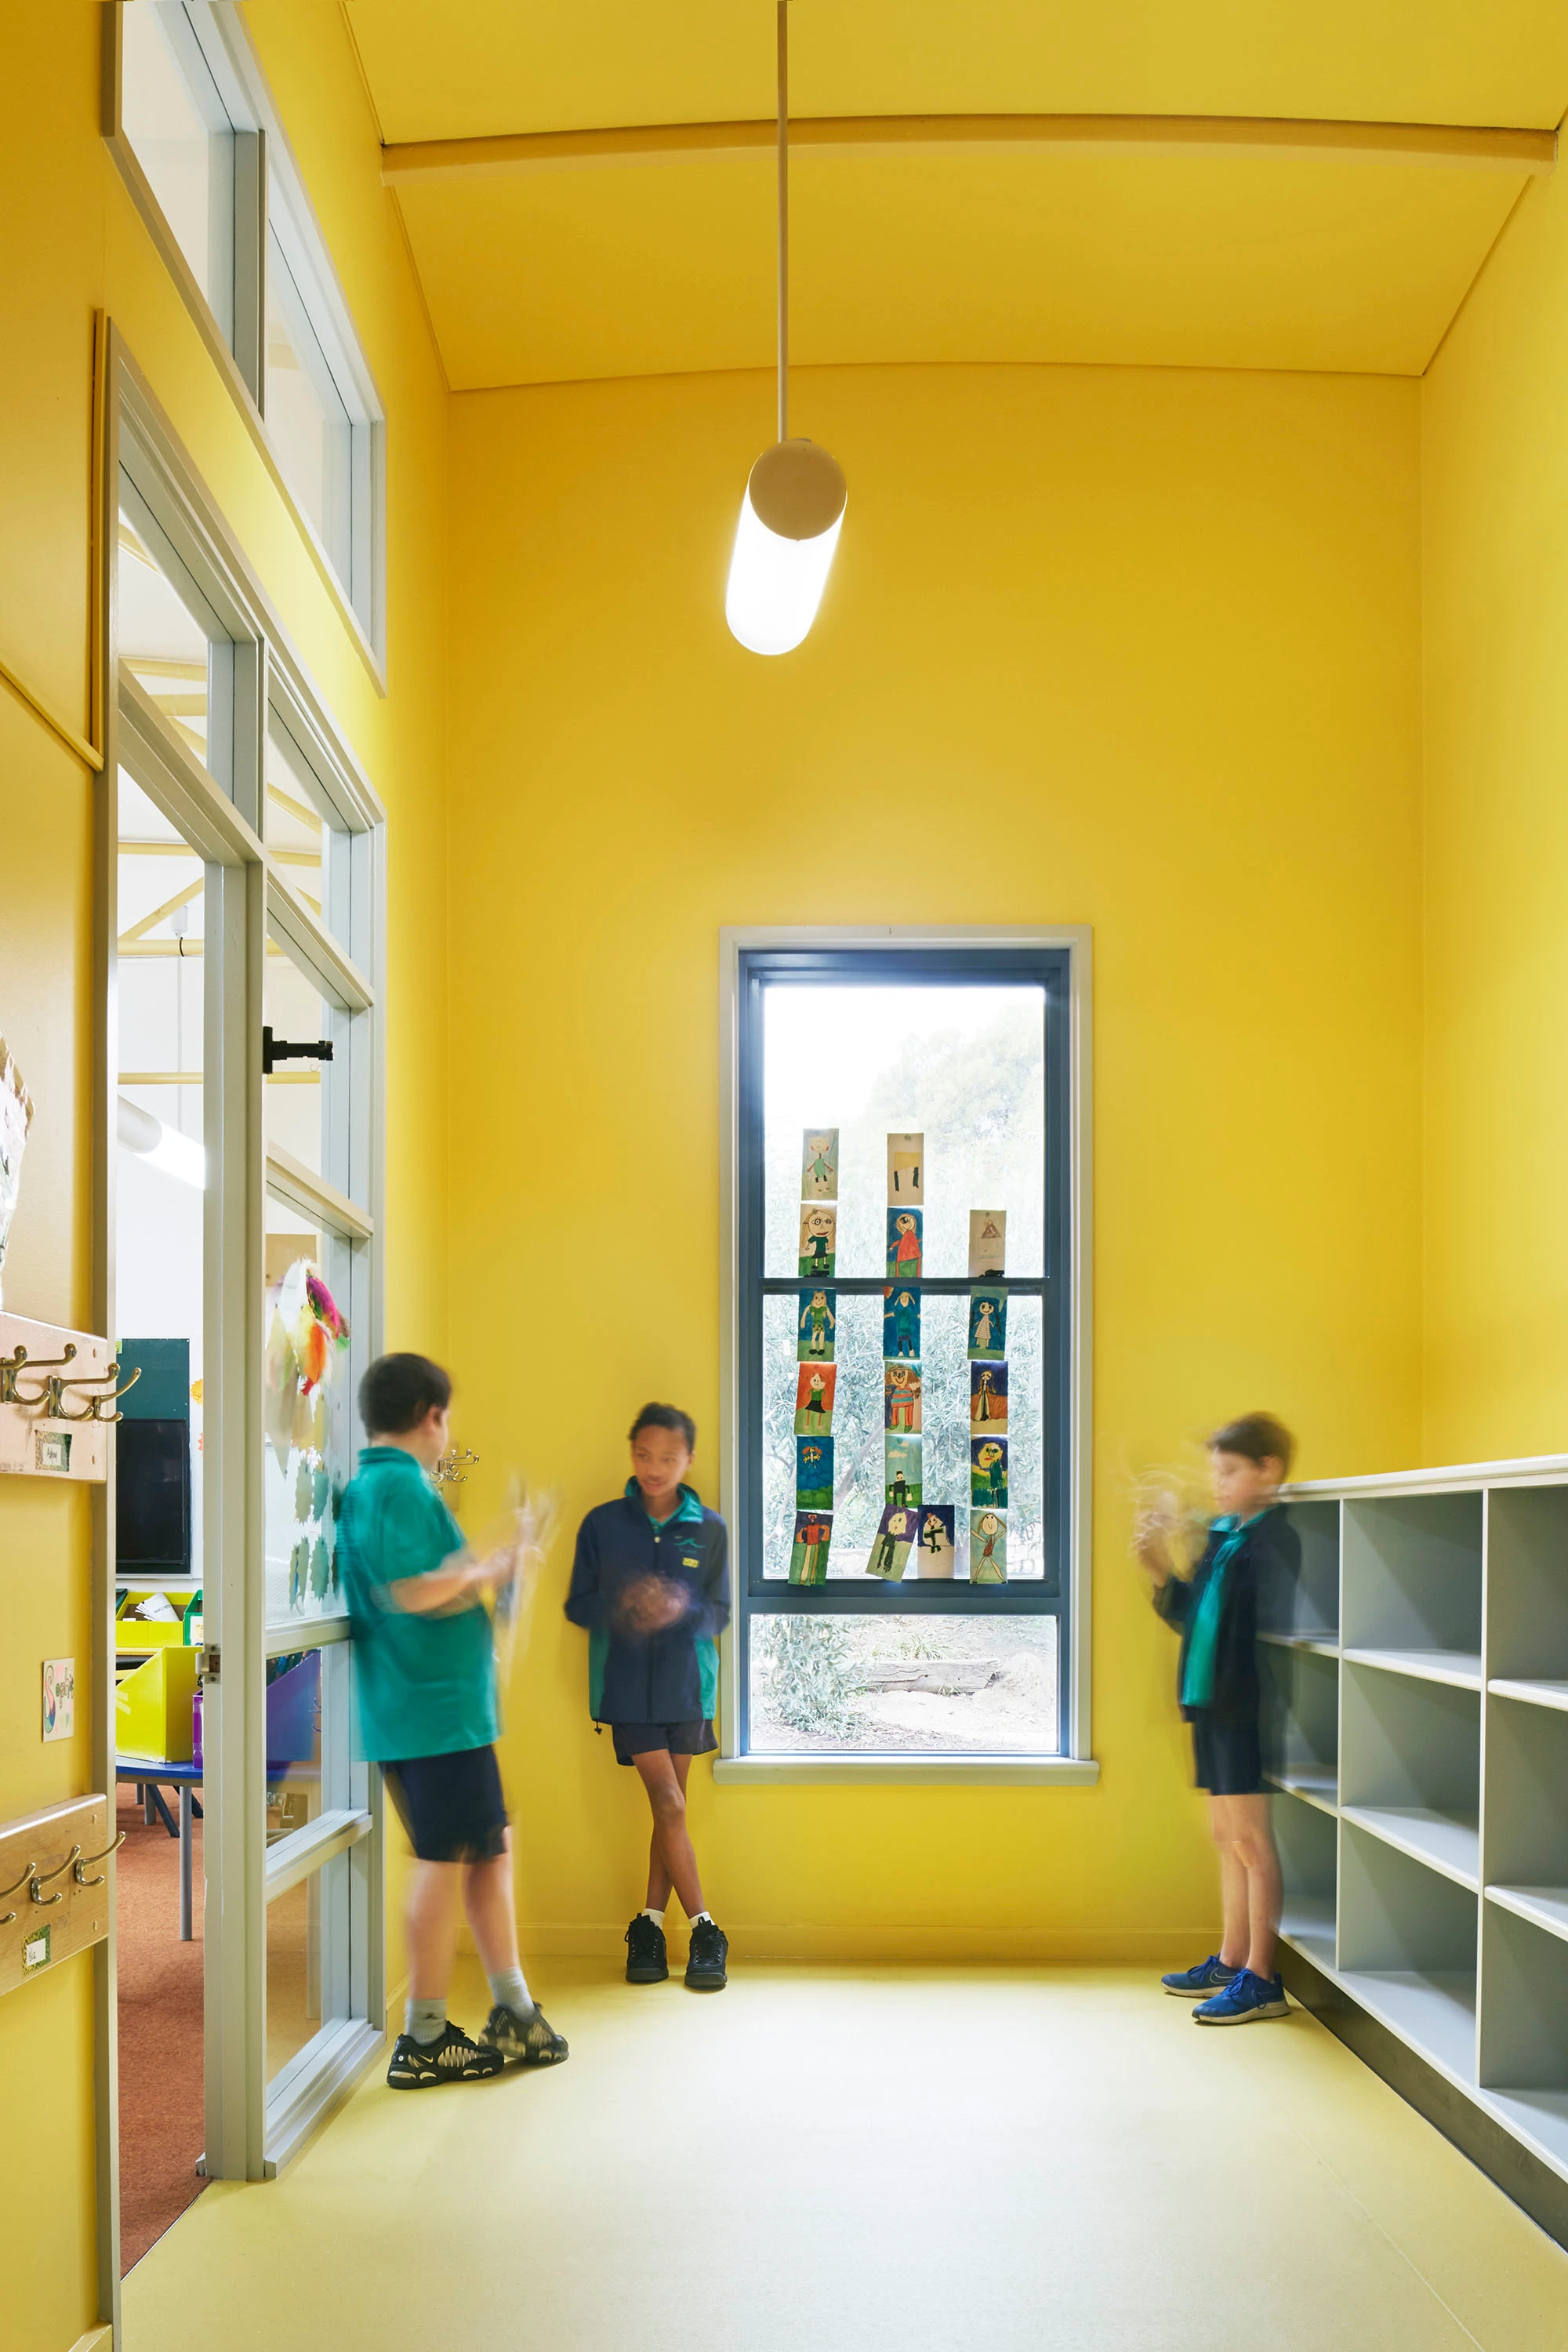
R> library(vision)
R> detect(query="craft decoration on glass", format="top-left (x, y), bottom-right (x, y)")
top-left (886, 1207), bottom-right (922, 1280)
top-left (795, 1434), bottom-right (834, 1509)
top-left (884, 1361), bottom-right (922, 1432)
top-left (971, 1435), bottom-right (1008, 1508)
top-left (0, 1035), bottom-right (34, 1312)
top-left (968, 1208), bottom-right (1007, 1279)
top-left (970, 1360), bottom-right (1008, 1431)
top-left (967, 1286), bottom-right (1006, 1360)
top-left (800, 1127), bottom-right (839, 1200)
top-left (883, 1284), bottom-right (920, 1361)
top-left (797, 1286), bottom-right (837, 1361)
top-left (970, 1508), bottom-right (1007, 1584)
top-left (789, 1509), bottom-right (833, 1585)
top-left (884, 1432), bottom-right (923, 1508)
top-left (866, 1501), bottom-right (918, 1581)
top-left (798, 1203), bottom-right (837, 1279)
top-left (793, 1363), bottom-right (836, 1435)
top-left (887, 1131), bottom-right (924, 1203)
top-left (915, 1503), bottom-right (956, 1579)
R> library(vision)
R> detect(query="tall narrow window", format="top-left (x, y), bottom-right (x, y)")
top-left (119, 0), bottom-right (235, 339)
top-left (734, 947), bottom-right (1076, 1759)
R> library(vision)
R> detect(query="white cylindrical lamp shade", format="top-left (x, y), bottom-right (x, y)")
top-left (724, 438), bottom-right (848, 655)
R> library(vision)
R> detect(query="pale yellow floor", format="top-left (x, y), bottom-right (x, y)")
top-left (125, 1962), bottom-right (1568, 2351)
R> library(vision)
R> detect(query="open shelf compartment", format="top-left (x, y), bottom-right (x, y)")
top-left (1340, 1656), bottom-right (1479, 1887)
top-left (1259, 1499), bottom-right (1340, 1643)
top-left (1341, 1490), bottom-right (1482, 1687)
top-left (1479, 1900), bottom-right (1568, 2179)
top-left (1485, 1687), bottom-right (1568, 1947)
top-left (1276, 1786), bottom-right (1336, 1970)
top-left (1338, 1817), bottom-right (1478, 2085)
top-left (1487, 1485), bottom-right (1568, 1713)
top-left (1261, 1641), bottom-right (1338, 1813)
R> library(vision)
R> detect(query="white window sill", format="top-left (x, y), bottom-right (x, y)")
top-left (713, 1755), bottom-right (1099, 1787)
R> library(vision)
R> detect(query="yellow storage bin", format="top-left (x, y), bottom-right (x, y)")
top-left (116, 1588), bottom-right (198, 1651)
top-left (116, 1644), bottom-right (200, 1763)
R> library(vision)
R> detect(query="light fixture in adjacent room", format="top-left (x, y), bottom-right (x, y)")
top-left (118, 1094), bottom-right (205, 1189)
top-left (725, 2), bottom-right (847, 656)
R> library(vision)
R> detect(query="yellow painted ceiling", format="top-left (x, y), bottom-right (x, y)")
top-left (336, 2), bottom-right (1568, 385)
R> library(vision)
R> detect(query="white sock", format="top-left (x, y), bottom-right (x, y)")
top-left (691, 1911), bottom-right (714, 1927)
top-left (641, 1906), bottom-right (666, 1926)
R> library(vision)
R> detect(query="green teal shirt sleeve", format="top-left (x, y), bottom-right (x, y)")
top-left (364, 1478), bottom-right (465, 1604)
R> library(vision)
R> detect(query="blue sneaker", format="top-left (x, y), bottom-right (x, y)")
top-left (1192, 1968), bottom-right (1290, 2025)
top-left (1160, 1953), bottom-right (1238, 1998)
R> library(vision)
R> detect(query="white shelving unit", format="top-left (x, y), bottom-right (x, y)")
top-left (1272, 1459), bottom-right (1568, 2212)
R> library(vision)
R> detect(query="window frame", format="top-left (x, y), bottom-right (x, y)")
top-left (103, 1), bottom-right (387, 676)
top-left (717, 927), bottom-right (1097, 1785)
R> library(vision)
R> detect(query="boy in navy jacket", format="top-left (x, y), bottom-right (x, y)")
top-left (1138, 1412), bottom-right (1300, 2027)
top-left (565, 1403), bottom-right (731, 1991)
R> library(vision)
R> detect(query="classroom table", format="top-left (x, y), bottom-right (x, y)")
top-left (117, 1758), bottom-right (203, 1940)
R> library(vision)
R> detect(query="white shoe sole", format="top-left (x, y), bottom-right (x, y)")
top-left (1163, 1980), bottom-right (1236, 1998)
top-left (1193, 2000), bottom-right (1291, 2025)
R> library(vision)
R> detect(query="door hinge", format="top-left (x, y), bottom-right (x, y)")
top-left (198, 1644), bottom-right (220, 1682)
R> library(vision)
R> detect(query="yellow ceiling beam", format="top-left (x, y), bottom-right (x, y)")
top-left (381, 111), bottom-right (1555, 186)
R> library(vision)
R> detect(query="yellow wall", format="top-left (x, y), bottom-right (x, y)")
top-left (1422, 167), bottom-right (1568, 1461)
top-left (447, 361), bottom-right (1425, 1960)
top-left (0, 6), bottom-right (446, 2341)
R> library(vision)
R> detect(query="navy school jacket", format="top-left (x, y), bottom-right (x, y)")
top-left (1152, 1504), bottom-right (1301, 1725)
top-left (564, 1482), bottom-right (730, 1724)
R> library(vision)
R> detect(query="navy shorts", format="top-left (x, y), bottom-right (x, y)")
top-left (383, 1744), bottom-right (508, 1861)
top-left (1190, 1714), bottom-right (1264, 1797)
top-left (611, 1719), bottom-right (718, 1768)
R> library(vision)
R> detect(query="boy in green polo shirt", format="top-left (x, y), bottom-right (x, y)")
top-left (337, 1352), bottom-right (568, 2086)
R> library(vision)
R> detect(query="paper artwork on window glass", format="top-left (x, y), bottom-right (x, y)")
top-left (797, 1288), bottom-right (837, 1361)
top-left (968, 1288), bottom-right (1006, 1359)
top-left (789, 1512), bottom-right (833, 1585)
top-left (266, 230), bottom-right (354, 579)
top-left (884, 1434), bottom-right (923, 1508)
top-left (969, 1363), bottom-right (1007, 1432)
top-left (264, 1242), bottom-right (350, 1623)
top-left (970, 1511), bottom-right (1007, 1583)
top-left (887, 1131), bottom-right (924, 1203)
top-left (886, 1207), bottom-right (922, 1279)
top-left (118, 510), bottom-right (213, 776)
top-left (883, 1284), bottom-right (920, 1361)
top-left (884, 1363), bottom-right (921, 1432)
top-left (916, 1504), bottom-right (957, 1579)
top-left (797, 1204), bottom-right (836, 1279)
top-left (764, 1290), bottom-right (1046, 1583)
top-left (866, 1504), bottom-right (918, 1581)
top-left (800, 1128), bottom-right (839, 1200)
top-left (795, 1436), bottom-right (833, 1509)
top-left (764, 986), bottom-right (1044, 1281)
top-left (968, 1209), bottom-right (1007, 1279)
top-left (971, 1436), bottom-right (1008, 1509)
top-left (793, 1365), bottom-right (836, 1435)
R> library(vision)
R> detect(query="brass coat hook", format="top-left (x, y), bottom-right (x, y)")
top-left (56, 1361), bottom-right (143, 1423)
top-left (29, 1846), bottom-right (81, 1904)
top-left (0, 1342), bottom-right (78, 1406)
top-left (0, 1860), bottom-right (34, 1926)
top-left (74, 1830), bottom-right (126, 1887)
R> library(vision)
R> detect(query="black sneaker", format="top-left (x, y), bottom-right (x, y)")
top-left (387, 2023), bottom-right (503, 2088)
top-left (625, 1912), bottom-right (669, 1984)
top-left (481, 2002), bottom-right (569, 2066)
top-left (685, 1918), bottom-right (728, 1991)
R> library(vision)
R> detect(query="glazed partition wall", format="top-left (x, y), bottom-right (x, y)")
top-left (1270, 1462), bottom-right (1568, 2198)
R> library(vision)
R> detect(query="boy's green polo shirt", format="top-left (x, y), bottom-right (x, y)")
top-left (336, 1445), bottom-right (498, 1762)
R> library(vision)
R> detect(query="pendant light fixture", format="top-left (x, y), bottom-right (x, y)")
top-left (724, 1), bottom-right (847, 655)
